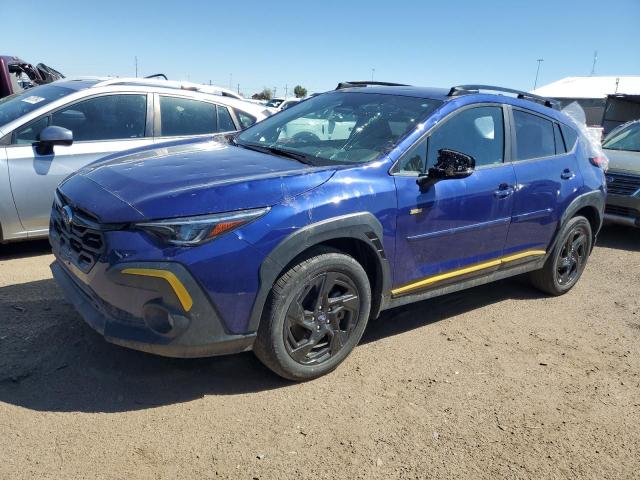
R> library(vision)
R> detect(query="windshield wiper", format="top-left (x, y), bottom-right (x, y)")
top-left (235, 142), bottom-right (315, 165)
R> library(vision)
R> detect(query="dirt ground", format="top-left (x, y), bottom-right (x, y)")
top-left (0, 225), bottom-right (638, 480)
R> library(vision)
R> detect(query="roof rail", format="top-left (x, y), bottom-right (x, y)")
top-left (448, 84), bottom-right (559, 109)
top-left (144, 73), bottom-right (167, 80)
top-left (90, 77), bottom-right (243, 99)
top-left (336, 81), bottom-right (410, 90)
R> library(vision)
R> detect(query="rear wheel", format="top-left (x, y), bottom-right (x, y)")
top-left (530, 216), bottom-right (592, 296)
top-left (254, 248), bottom-right (371, 381)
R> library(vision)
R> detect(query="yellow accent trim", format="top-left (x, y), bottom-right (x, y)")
top-left (391, 249), bottom-right (546, 296)
top-left (121, 268), bottom-right (194, 312)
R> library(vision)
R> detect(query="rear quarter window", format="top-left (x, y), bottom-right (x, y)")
top-left (560, 123), bottom-right (579, 151)
top-left (236, 110), bottom-right (257, 129)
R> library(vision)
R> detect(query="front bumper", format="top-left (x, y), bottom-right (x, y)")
top-left (51, 260), bottom-right (256, 358)
top-left (604, 194), bottom-right (640, 228)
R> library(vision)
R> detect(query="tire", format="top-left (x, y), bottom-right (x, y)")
top-left (254, 247), bottom-right (371, 381)
top-left (530, 216), bottom-right (592, 296)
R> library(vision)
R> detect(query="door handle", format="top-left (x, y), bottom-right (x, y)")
top-left (561, 169), bottom-right (575, 180)
top-left (494, 183), bottom-right (514, 199)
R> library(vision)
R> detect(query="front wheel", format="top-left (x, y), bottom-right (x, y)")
top-left (530, 216), bottom-right (592, 296)
top-left (254, 248), bottom-right (371, 381)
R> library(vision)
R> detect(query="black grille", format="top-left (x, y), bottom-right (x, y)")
top-left (50, 196), bottom-right (105, 273)
top-left (605, 205), bottom-right (639, 218)
top-left (606, 172), bottom-right (640, 196)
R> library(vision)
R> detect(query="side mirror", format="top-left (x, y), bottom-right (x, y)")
top-left (36, 126), bottom-right (73, 155)
top-left (429, 149), bottom-right (475, 179)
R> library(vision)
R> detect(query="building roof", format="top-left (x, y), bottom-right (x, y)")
top-left (532, 76), bottom-right (640, 99)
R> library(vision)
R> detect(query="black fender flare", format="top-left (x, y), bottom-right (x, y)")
top-left (247, 212), bottom-right (392, 332)
top-left (549, 189), bottom-right (605, 256)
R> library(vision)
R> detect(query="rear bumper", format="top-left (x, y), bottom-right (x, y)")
top-left (51, 261), bottom-right (256, 358)
top-left (605, 194), bottom-right (640, 228)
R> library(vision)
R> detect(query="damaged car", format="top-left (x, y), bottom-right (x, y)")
top-left (50, 82), bottom-right (606, 380)
top-left (0, 55), bottom-right (63, 99)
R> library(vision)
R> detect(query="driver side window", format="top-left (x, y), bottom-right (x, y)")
top-left (427, 106), bottom-right (504, 168)
top-left (395, 106), bottom-right (504, 174)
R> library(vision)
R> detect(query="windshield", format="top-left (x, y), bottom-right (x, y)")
top-left (236, 92), bottom-right (442, 165)
top-left (0, 84), bottom-right (74, 128)
top-left (266, 98), bottom-right (284, 108)
top-left (603, 122), bottom-right (640, 152)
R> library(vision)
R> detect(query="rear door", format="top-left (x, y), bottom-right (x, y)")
top-left (393, 104), bottom-right (516, 295)
top-left (504, 107), bottom-right (583, 255)
top-left (6, 93), bottom-right (152, 234)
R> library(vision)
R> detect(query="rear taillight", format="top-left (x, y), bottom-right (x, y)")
top-left (589, 156), bottom-right (607, 168)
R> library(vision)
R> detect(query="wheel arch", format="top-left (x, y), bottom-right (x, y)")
top-left (247, 212), bottom-right (391, 332)
top-left (553, 189), bottom-right (605, 254)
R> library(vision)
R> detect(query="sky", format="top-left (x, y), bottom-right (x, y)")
top-left (2, 0), bottom-right (639, 97)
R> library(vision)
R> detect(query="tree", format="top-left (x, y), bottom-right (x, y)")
top-left (293, 85), bottom-right (307, 98)
top-left (252, 88), bottom-right (273, 101)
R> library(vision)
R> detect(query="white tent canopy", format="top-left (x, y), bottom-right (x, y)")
top-left (531, 76), bottom-right (640, 99)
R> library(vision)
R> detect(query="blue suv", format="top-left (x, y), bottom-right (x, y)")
top-left (50, 82), bottom-right (606, 380)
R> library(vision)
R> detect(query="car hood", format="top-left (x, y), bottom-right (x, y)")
top-left (604, 148), bottom-right (640, 175)
top-left (60, 138), bottom-right (335, 223)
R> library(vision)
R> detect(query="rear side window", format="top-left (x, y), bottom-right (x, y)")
top-left (236, 110), bottom-right (257, 129)
top-left (160, 96), bottom-right (217, 136)
top-left (217, 105), bottom-right (236, 132)
top-left (513, 110), bottom-right (555, 160)
top-left (560, 124), bottom-right (579, 151)
top-left (50, 94), bottom-right (147, 142)
top-left (427, 106), bottom-right (504, 168)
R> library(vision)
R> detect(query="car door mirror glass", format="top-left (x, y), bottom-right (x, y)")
top-left (36, 125), bottom-right (73, 155)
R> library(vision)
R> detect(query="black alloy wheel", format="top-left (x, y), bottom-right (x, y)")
top-left (283, 271), bottom-right (360, 365)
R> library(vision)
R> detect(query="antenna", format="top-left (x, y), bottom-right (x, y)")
top-left (533, 58), bottom-right (544, 90)
top-left (590, 51), bottom-right (598, 76)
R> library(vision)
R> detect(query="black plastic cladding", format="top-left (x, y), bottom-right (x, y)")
top-left (247, 212), bottom-right (391, 332)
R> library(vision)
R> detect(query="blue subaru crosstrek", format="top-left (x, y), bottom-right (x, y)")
top-left (49, 82), bottom-right (606, 380)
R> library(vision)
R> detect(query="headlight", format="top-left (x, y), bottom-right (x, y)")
top-left (136, 207), bottom-right (269, 246)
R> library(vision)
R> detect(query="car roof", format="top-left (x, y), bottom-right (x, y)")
top-left (335, 85), bottom-right (451, 99)
top-left (330, 84), bottom-right (569, 124)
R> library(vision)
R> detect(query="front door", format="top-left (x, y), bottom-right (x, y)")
top-left (393, 104), bottom-right (516, 295)
top-left (6, 93), bottom-right (152, 234)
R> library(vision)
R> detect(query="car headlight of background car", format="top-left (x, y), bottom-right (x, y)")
top-left (135, 207), bottom-right (270, 246)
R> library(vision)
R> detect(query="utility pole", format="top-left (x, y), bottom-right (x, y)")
top-left (273, 86), bottom-right (277, 97)
top-left (590, 51), bottom-right (598, 76)
top-left (533, 58), bottom-right (544, 90)
top-left (237, 83), bottom-right (240, 94)
top-left (135, 56), bottom-right (138, 78)
top-left (209, 79), bottom-right (212, 86)
top-left (285, 84), bottom-right (288, 97)
top-left (371, 68), bottom-right (375, 81)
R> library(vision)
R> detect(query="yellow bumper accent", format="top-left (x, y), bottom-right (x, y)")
top-left (121, 268), bottom-right (194, 312)
top-left (391, 249), bottom-right (546, 296)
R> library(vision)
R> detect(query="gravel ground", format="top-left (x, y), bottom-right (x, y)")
top-left (0, 225), bottom-right (638, 480)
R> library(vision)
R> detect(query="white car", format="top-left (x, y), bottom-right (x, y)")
top-left (0, 77), bottom-right (271, 242)
top-left (279, 105), bottom-right (356, 143)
